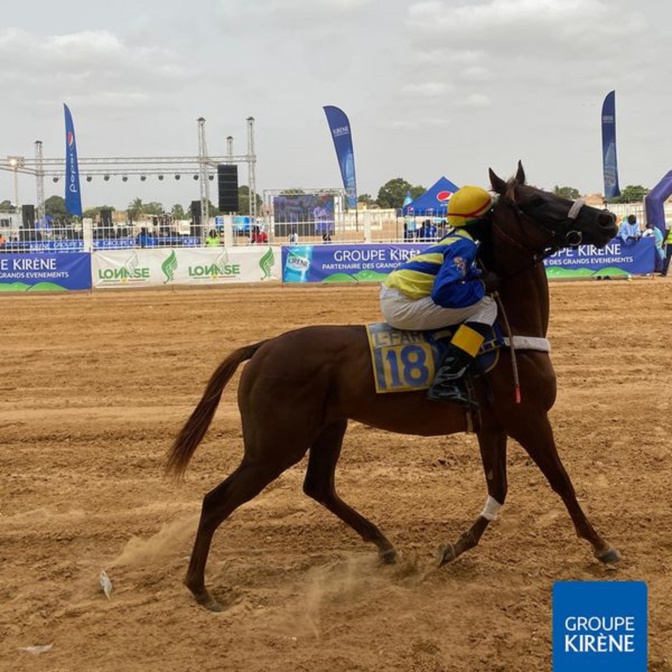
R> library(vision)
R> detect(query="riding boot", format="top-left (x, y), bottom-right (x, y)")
top-left (427, 322), bottom-right (488, 406)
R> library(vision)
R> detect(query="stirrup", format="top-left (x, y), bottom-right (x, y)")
top-left (426, 379), bottom-right (479, 409)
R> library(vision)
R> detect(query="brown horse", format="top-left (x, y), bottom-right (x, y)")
top-left (167, 162), bottom-right (620, 611)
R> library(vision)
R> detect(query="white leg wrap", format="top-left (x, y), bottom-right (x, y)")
top-left (481, 496), bottom-right (502, 521)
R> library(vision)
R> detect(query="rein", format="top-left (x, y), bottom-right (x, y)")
top-left (484, 195), bottom-right (586, 405)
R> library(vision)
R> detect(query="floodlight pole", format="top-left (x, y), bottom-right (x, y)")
top-left (197, 117), bottom-right (209, 235)
top-left (246, 117), bottom-right (257, 221)
top-left (7, 155), bottom-right (24, 209)
top-left (13, 165), bottom-right (19, 209)
top-left (35, 141), bottom-right (45, 221)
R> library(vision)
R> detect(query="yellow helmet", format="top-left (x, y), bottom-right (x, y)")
top-left (447, 185), bottom-right (493, 227)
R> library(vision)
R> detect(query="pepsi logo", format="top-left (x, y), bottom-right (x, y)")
top-left (67, 131), bottom-right (75, 147)
top-left (436, 190), bottom-right (453, 202)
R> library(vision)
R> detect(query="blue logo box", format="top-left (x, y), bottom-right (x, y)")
top-left (553, 581), bottom-right (647, 672)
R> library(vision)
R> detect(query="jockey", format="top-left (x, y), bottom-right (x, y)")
top-left (380, 185), bottom-right (500, 407)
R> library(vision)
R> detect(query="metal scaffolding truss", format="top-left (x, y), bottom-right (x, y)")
top-left (1, 117), bottom-right (258, 220)
top-left (11, 155), bottom-right (250, 176)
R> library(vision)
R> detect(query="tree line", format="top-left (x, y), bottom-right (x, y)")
top-left (369, 181), bottom-right (650, 210)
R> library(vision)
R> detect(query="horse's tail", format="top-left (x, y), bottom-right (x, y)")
top-left (166, 340), bottom-right (267, 479)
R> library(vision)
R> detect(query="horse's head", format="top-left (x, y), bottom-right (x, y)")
top-left (489, 161), bottom-right (618, 253)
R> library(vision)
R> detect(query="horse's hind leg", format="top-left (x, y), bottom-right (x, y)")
top-left (438, 425), bottom-right (508, 566)
top-left (507, 414), bottom-right (620, 563)
top-left (303, 419), bottom-right (398, 564)
top-left (185, 458), bottom-right (295, 611)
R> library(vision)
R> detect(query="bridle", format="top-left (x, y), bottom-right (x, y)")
top-left (491, 194), bottom-right (587, 268)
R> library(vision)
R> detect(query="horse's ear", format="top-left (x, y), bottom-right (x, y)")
top-left (515, 160), bottom-right (526, 185)
top-left (489, 168), bottom-right (507, 195)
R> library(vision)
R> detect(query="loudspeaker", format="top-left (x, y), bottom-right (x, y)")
top-left (100, 208), bottom-right (113, 237)
top-left (217, 164), bottom-right (239, 212)
top-left (190, 200), bottom-right (202, 237)
top-left (22, 204), bottom-right (35, 228)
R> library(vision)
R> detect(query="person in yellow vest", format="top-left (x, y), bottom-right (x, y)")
top-left (205, 229), bottom-right (221, 246)
top-left (380, 185), bottom-right (500, 407)
top-left (662, 224), bottom-right (672, 276)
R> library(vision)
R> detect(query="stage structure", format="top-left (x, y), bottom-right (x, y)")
top-left (1, 117), bottom-right (258, 226)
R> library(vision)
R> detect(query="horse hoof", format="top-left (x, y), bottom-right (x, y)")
top-left (380, 548), bottom-right (398, 565)
top-left (188, 584), bottom-right (224, 612)
top-left (196, 594), bottom-right (223, 612)
top-left (436, 543), bottom-right (457, 567)
top-left (596, 547), bottom-right (621, 564)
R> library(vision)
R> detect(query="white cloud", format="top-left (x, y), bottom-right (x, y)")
top-left (456, 93), bottom-right (491, 108)
top-left (402, 82), bottom-right (454, 97)
top-left (0, 28), bottom-right (194, 112)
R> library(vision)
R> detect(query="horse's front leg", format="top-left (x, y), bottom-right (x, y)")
top-left (438, 424), bottom-right (508, 566)
top-left (506, 412), bottom-right (620, 564)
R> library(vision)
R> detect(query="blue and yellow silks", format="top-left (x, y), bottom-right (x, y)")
top-left (384, 229), bottom-right (485, 308)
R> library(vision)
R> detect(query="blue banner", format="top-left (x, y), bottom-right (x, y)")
top-left (601, 91), bottom-right (621, 201)
top-left (281, 239), bottom-right (655, 284)
top-left (0, 253), bottom-right (91, 291)
top-left (64, 103), bottom-right (83, 217)
top-left (323, 105), bottom-right (358, 210)
top-left (544, 237), bottom-right (655, 277)
top-left (282, 243), bottom-right (430, 283)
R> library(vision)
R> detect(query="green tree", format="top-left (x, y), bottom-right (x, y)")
top-left (127, 198), bottom-right (143, 222)
top-left (553, 185), bottom-right (581, 199)
top-left (376, 179), bottom-right (425, 209)
top-left (143, 201), bottom-right (165, 216)
top-left (45, 195), bottom-right (71, 222)
top-left (0, 199), bottom-right (14, 212)
top-left (358, 193), bottom-right (377, 208)
top-left (610, 185), bottom-right (649, 203)
top-left (171, 203), bottom-right (186, 220)
top-left (237, 185), bottom-right (262, 216)
top-left (83, 205), bottom-right (115, 219)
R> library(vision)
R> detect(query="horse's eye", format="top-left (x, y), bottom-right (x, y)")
top-left (527, 196), bottom-right (545, 208)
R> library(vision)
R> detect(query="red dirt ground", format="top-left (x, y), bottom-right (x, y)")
top-left (1, 281), bottom-right (671, 671)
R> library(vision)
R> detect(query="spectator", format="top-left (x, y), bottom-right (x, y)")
top-left (641, 222), bottom-right (665, 273)
top-left (0, 232), bottom-right (5, 249)
top-left (419, 219), bottom-right (437, 241)
top-left (251, 226), bottom-right (268, 244)
top-left (662, 224), bottom-right (672, 276)
top-left (205, 229), bottom-right (221, 246)
top-left (617, 214), bottom-right (641, 244)
top-left (136, 227), bottom-right (151, 248)
top-left (288, 228), bottom-right (299, 245)
top-left (322, 231), bottom-right (332, 244)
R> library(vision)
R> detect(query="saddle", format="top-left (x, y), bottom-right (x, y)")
top-left (366, 322), bottom-right (504, 394)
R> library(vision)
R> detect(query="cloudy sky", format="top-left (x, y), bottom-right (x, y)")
top-left (1, 0), bottom-right (671, 211)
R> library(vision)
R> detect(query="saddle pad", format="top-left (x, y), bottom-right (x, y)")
top-left (366, 322), bottom-right (502, 394)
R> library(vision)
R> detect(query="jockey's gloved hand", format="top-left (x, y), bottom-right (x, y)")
top-left (482, 271), bottom-right (501, 294)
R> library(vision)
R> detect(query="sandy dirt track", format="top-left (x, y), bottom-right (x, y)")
top-left (1, 281), bottom-right (671, 672)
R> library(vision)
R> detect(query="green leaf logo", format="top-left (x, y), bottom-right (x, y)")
top-left (259, 247), bottom-right (275, 280)
top-left (162, 250), bottom-right (178, 284)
